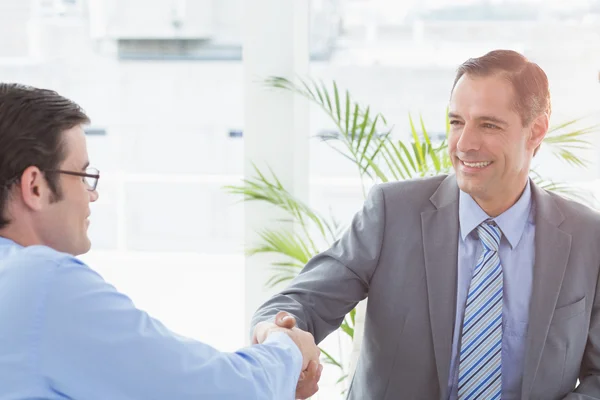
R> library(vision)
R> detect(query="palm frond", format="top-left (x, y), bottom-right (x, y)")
top-left (409, 114), bottom-right (426, 171)
top-left (320, 348), bottom-right (344, 370)
top-left (266, 77), bottom-right (458, 184)
top-left (421, 115), bottom-right (441, 173)
top-left (247, 229), bottom-right (316, 289)
top-left (340, 310), bottom-right (355, 339)
top-left (337, 374), bottom-right (349, 385)
top-left (266, 76), bottom-right (391, 182)
top-left (542, 120), bottom-right (599, 167)
top-left (248, 229), bottom-right (315, 264)
top-left (224, 164), bottom-right (338, 244)
top-left (264, 261), bottom-right (310, 288)
top-left (529, 169), bottom-right (592, 204)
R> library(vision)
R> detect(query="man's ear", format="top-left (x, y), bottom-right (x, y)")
top-left (18, 166), bottom-right (48, 211)
top-left (529, 113), bottom-right (549, 154)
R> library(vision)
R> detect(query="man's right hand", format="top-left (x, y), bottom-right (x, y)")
top-left (295, 359), bottom-right (322, 400)
top-left (253, 311), bottom-right (320, 371)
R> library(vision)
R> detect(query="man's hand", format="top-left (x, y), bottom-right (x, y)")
top-left (252, 311), bottom-right (297, 344)
top-left (253, 311), bottom-right (321, 371)
top-left (253, 312), bottom-right (323, 398)
top-left (253, 312), bottom-right (322, 398)
top-left (296, 360), bottom-right (323, 399)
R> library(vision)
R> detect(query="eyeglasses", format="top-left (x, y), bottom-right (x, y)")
top-left (46, 167), bottom-right (100, 191)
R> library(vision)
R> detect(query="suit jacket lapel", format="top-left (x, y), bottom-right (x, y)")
top-left (521, 182), bottom-right (572, 398)
top-left (422, 175), bottom-right (460, 398)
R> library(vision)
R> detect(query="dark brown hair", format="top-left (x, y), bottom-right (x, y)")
top-left (452, 49), bottom-right (551, 125)
top-left (0, 83), bottom-right (89, 228)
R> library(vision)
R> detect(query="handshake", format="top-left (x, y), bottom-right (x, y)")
top-left (252, 311), bottom-right (323, 399)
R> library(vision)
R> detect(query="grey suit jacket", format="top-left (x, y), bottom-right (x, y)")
top-left (251, 174), bottom-right (600, 400)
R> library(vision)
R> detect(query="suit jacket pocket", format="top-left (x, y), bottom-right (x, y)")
top-left (551, 296), bottom-right (586, 324)
top-left (544, 296), bottom-right (588, 397)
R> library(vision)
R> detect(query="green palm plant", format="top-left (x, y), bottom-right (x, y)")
top-left (225, 76), bottom-right (599, 389)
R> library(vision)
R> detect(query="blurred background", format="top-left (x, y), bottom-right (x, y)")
top-left (2, 0), bottom-right (600, 397)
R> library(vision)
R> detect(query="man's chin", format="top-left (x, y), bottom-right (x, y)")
top-left (73, 238), bottom-right (92, 256)
top-left (456, 176), bottom-right (487, 196)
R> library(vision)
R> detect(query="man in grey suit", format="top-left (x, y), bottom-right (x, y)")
top-left (251, 49), bottom-right (600, 399)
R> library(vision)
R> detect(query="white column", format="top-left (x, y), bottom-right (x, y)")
top-left (242, 0), bottom-right (310, 341)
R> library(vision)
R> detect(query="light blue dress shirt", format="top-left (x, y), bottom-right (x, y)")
top-left (447, 181), bottom-right (535, 400)
top-left (0, 237), bottom-right (302, 399)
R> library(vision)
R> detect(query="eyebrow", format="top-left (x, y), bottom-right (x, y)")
top-left (82, 161), bottom-right (90, 170)
top-left (447, 112), bottom-right (508, 126)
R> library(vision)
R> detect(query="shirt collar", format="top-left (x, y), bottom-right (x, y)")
top-left (459, 180), bottom-right (533, 249)
top-left (0, 236), bottom-right (21, 249)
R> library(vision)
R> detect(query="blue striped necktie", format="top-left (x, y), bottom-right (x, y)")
top-left (458, 220), bottom-right (503, 400)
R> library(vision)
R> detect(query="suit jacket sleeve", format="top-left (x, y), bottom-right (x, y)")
top-left (251, 184), bottom-right (387, 343)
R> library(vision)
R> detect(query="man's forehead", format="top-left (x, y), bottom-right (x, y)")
top-left (450, 77), bottom-right (517, 116)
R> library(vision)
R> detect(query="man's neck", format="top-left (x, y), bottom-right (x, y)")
top-left (475, 180), bottom-right (529, 218)
top-left (0, 225), bottom-right (42, 248)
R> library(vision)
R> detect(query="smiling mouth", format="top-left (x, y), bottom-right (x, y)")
top-left (461, 160), bottom-right (492, 168)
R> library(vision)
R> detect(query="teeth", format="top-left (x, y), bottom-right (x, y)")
top-left (463, 161), bottom-right (491, 168)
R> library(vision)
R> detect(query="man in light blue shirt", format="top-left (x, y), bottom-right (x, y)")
top-left (0, 83), bottom-right (322, 399)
